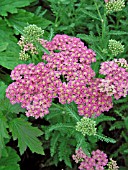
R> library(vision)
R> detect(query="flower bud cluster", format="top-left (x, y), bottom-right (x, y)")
top-left (108, 39), bottom-right (124, 56)
top-left (23, 24), bottom-right (44, 42)
top-left (99, 59), bottom-right (128, 99)
top-left (107, 158), bottom-right (119, 170)
top-left (72, 148), bottom-right (108, 170)
top-left (76, 117), bottom-right (97, 136)
top-left (105, 0), bottom-right (125, 13)
top-left (18, 24), bottom-right (44, 60)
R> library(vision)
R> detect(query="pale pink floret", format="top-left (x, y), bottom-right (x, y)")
top-left (99, 59), bottom-right (128, 100)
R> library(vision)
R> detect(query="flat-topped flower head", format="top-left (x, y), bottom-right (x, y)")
top-left (7, 34), bottom-right (116, 118)
top-left (99, 59), bottom-right (128, 99)
top-left (72, 148), bottom-right (108, 170)
top-left (23, 24), bottom-right (44, 42)
top-left (105, 0), bottom-right (125, 13)
top-left (6, 63), bottom-right (61, 118)
top-left (76, 117), bottom-right (97, 136)
top-left (108, 39), bottom-right (124, 56)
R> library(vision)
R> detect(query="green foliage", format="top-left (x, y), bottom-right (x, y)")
top-left (0, 147), bottom-right (20, 170)
top-left (0, 0), bottom-right (128, 169)
top-left (109, 96), bottom-right (128, 168)
top-left (7, 9), bottom-right (52, 35)
top-left (9, 118), bottom-right (44, 155)
top-left (0, 0), bottom-right (35, 16)
top-left (0, 81), bottom-right (7, 100)
top-left (0, 83), bottom-right (44, 169)
top-left (0, 98), bottom-right (25, 115)
top-left (43, 102), bottom-right (117, 167)
top-left (0, 114), bottom-right (10, 156)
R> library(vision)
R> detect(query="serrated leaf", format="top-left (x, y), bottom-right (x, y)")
top-left (0, 20), bottom-right (24, 70)
top-left (76, 135), bottom-right (90, 157)
top-left (58, 140), bottom-right (72, 168)
top-left (95, 114), bottom-right (116, 125)
top-left (124, 117), bottom-right (128, 130)
top-left (96, 134), bottom-right (116, 143)
top-left (109, 121), bottom-right (124, 131)
top-left (109, 30), bottom-right (128, 35)
top-left (0, 42), bottom-right (8, 52)
top-left (9, 118), bottom-right (44, 155)
top-left (0, 114), bottom-right (9, 155)
top-left (64, 103), bottom-right (80, 121)
top-left (82, 10), bottom-right (100, 21)
top-left (50, 132), bottom-right (60, 156)
top-left (7, 9), bottom-right (52, 35)
top-left (91, 61), bottom-right (101, 75)
top-left (0, 81), bottom-right (7, 99)
top-left (47, 123), bottom-right (75, 133)
top-left (0, 147), bottom-right (20, 170)
top-left (0, 98), bottom-right (25, 114)
top-left (0, 0), bottom-right (36, 16)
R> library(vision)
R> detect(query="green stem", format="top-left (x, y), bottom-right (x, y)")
top-left (94, 0), bottom-right (103, 22)
top-left (52, 102), bottom-right (65, 111)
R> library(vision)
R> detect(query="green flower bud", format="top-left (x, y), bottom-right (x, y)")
top-left (19, 51), bottom-right (30, 61)
top-left (108, 39), bottom-right (124, 56)
top-left (23, 24), bottom-right (44, 42)
top-left (106, 0), bottom-right (125, 13)
top-left (76, 117), bottom-right (97, 136)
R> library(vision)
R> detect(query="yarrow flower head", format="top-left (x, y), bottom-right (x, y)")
top-left (99, 59), bottom-right (128, 99)
top-left (76, 117), bottom-right (97, 136)
top-left (7, 34), bottom-right (114, 118)
top-left (105, 0), bottom-right (125, 13)
top-left (6, 63), bottom-right (61, 118)
top-left (72, 148), bottom-right (108, 170)
top-left (107, 158), bottom-right (119, 170)
top-left (108, 39), bottom-right (124, 56)
top-left (41, 34), bottom-right (113, 117)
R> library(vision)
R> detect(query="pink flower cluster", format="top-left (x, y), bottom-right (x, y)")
top-left (41, 34), bottom-right (113, 117)
top-left (99, 59), bottom-right (128, 99)
top-left (6, 63), bottom-right (61, 118)
top-left (72, 148), bottom-right (108, 170)
top-left (6, 34), bottom-right (114, 118)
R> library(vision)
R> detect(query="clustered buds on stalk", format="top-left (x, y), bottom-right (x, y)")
top-left (76, 117), bottom-right (97, 136)
top-left (108, 39), bottom-right (124, 56)
top-left (107, 158), bottom-right (119, 170)
top-left (105, 0), bottom-right (125, 13)
top-left (18, 24), bottom-right (44, 60)
top-left (23, 24), bottom-right (44, 42)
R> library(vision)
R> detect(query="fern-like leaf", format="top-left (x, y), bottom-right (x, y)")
top-left (95, 114), bottom-right (116, 125)
top-left (50, 132), bottom-right (60, 157)
top-left (109, 121), bottom-right (124, 131)
top-left (95, 134), bottom-right (116, 143)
